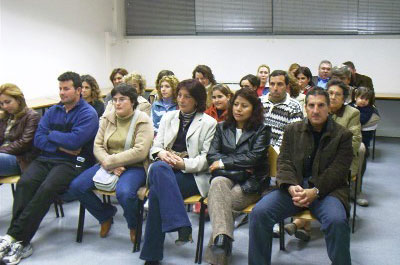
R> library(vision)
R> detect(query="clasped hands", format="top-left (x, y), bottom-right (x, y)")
top-left (288, 185), bottom-right (318, 208)
top-left (99, 159), bottom-right (126, 177)
top-left (157, 150), bottom-right (185, 170)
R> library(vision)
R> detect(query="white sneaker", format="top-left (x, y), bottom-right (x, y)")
top-left (0, 235), bottom-right (14, 259)
top-left (2, 242), bottom-right (32, 265)
top-left (273, 223), bottom-right (280, 238)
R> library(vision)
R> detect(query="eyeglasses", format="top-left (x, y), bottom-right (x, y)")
top-left (112, 97), bottom-right (129, 104)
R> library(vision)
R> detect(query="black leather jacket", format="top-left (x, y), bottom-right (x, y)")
top-left (207, 122), bottom-right (271, 193)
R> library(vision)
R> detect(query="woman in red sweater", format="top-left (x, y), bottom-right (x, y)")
top-left (205, 84), bottom-right (233, 122)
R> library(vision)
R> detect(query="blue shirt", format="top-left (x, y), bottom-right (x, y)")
top-left (34, 98), bottom-right (99, 167)
top-left (317, 77), bottom-right (330, 89)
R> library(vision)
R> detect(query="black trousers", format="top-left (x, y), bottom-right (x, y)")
top-left (7, 158), bottom-right (83, 245)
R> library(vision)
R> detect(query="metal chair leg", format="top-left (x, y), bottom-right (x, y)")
top-left (279, 220), bottom-right (285, 251)
top-left (76, 203), bottom-right (85, 243)
top-left (133, 199), bottom-right (144, 252)
top-left (195, 199), bottom-right (205, 264)
top-left (54, 202), bottom-right (60, 218)
top-left (59, 203), bottom-right (65, 218)
top-left (11, 184), bottom-right (16, 198)
top-left (352, 175), bottom-right (357, 234)
top-left (372, 130), bottom-right (376, 160)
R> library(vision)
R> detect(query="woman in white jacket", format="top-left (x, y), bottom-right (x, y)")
top-left (140, 79), bottom-right (217, 265)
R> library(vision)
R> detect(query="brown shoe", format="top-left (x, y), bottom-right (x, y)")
top-left (100, 218), bottom-right (113, 238)
top-left (130, 229), bottom-right (136, 244)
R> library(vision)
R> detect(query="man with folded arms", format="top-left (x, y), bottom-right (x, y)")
top-left (249, 87), bottom-right (353, 265)
top-left (0, 72), bottom-right (98, 264)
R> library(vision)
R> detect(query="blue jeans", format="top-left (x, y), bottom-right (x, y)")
top-left (140, 161), bottom-right (199, 261)
top-left (0, 153), bottom-right (21, 176)
top-left (68, 164), bottom-right (146, 229)
top-left (249, 189), bottom-right (351, 265)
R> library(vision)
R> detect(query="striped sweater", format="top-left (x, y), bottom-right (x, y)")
top-left (261, 93), bottom-right (303, 149)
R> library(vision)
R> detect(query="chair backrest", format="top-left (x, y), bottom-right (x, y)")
top-left (268, 146), bottom-right (278, 178)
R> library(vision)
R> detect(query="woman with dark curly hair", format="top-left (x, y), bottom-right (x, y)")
top-left (140, 79), bottom-right (217, 265)
top-left (192, 65), bottom-right (217, 108)
top-left (81, 75), bottom-right (105, 118)
top-left (294, 66), bottom-right (314, 95)
top-left (204, 88), bottom-right (270, 265)
top-left (240, 74), bottom-right (260, 91)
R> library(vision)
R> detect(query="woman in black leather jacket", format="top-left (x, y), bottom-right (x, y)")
top-left (205, 88), bottom-right (270, 265)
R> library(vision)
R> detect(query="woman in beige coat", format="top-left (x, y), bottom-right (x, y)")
top-left (68, 83), bottom-right (153, 244)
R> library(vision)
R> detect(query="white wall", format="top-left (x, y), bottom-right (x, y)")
top-left (0, 0), bottom-right (113, 99)
top-left (116, 35), bottom-right (400, 94)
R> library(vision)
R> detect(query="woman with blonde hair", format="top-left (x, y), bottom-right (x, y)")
top-left (81, 75), bottom-right (105, 118)
top-left (288, 63), bottom-right (300, 78)
top-left (123, 72), bottom-right (151, 116)
top-left (0, 83), bottom-right (40, 175)
top-left (256, 64), bottom-right (270, 97)
top-left (149, 70), bottom-right (175, 104)
top-left (151, 75), bottom-right (179, 133)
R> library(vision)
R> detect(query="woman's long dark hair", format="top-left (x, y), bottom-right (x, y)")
top-left (224, 88), bottom-right (264, 131)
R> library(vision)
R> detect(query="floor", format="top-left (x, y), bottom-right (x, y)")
top-left (0, 137), bottom-right (399, 265)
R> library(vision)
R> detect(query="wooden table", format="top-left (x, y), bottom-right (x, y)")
top-left (375, 93), bottom-right (400, 100)
top-left (26, 97), bottom-right (59, 110)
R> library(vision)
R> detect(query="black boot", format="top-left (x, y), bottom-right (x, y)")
top-left (211, 234), bottom-right (232, 256)
top-left (175, 226), bottom-right (193, 246)
top-left (144, 261), bottom-right (160, 265)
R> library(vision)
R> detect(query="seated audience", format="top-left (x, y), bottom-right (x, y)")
top-left (287, 79), bottom-right (363, 237)
top-left (351, 87), bottom-right (380, 197)
top-left (81, 74), bottom-right (105, 118)
top-left (104, 68), bottom-right (128, 106)
top-left (288, 63), bottom-right (300, 78)
top-left (149, 70), bottom-right (175, 104)
top-left (327, 79), bottom-right (365, 206)
top-left (205, 88), bottom-right (270, 265)
top-left (68, 83), bottom-right (153, 243)
top-left (256, 64), bottom-right (270, 97)
top-left (261, 70), bottom-right (303, 150)
top-left (192, 65), bottom-right (217, 108)
top-left (122, 72), bottom-right (151, 116)
top-left (331, 66), bottom-right (354, 103)
top-left (343, 61), bottom-right (374, 90)
top-left (239, 74), bottom-right (260, 91)
top-left (312, 60), bottom-right (332, 89)
top-left (249, 87), bottom-right (353, 265)
top-left (294, 66), bottom-right (314, 94)
top-left (140, 79), bottom-right (217, 265)
top-left (288, 76), bottom-right (306, 116)
top-left (205, 84), bottom-right (233, 122)
top-left (351, 87), bottom-right (379, 156)
top-left (0, 84), bottom-right (40, 176)
top-left (151, 75), bottom-right (179, 133)
top-left (0, 72), bottom-right (99, 264)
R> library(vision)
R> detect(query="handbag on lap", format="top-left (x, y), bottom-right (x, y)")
top-left (92, 110), bottom-right (141, 192)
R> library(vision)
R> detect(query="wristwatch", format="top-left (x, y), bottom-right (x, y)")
top-left (313, 187), bottom-right (320, 198)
